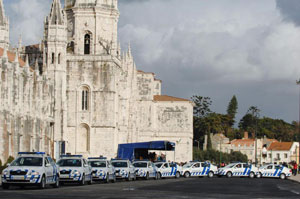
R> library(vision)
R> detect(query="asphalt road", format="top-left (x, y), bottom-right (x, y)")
top-left (0, 177), bottom-right (300, 199)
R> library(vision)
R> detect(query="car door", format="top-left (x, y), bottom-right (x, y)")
top-left (264, 165), bottom-right (274, 177)
top-left (170, 163), bottom-right (178, 177)
top-left (148, 162), bottom-right (155, 177)
top-left (44, 157), bottom-right (54, 183)
top-left (242, 163), bottom-right (250, 176)
top-left (161, 163), bottom-right (171, 177)
top-left (191, 163), bottom-right (201, 176)
top-left (83, 159), bottom-right (91, 180)
top-left (233, 163), bottom-right (243, 176)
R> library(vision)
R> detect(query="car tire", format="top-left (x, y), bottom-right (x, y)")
top-left (208, 171), bottom-right (214, 178)
top-left (280, 173), bottom-right (286, 180)
top-left (80, 175), bottom-right (85, 186)
top-left (88, 175), bottom-right (93, 185)
top-left (184, 172), bottom-right (190, 178)
top-left (175, 172), bottom-right (180, 179)
top-left (105, 173), bottom-right (110, 184)
top-left (256, 172), bottom-right (262, 178)
top-left (112, 174), bottom-right (116, 183)
top-left (39, 175), bottom-right (46, 189)
top-left (226, 172), bottom-right (232, 178)
top-left (52, 176), bottom-right (60, 188)
top-left (126, 173), bottom-right (131, 181)
top-left (145, 172), bottom-right (149, 180)
top-left (155, 172), bottom-right (159, 180)
top-left (249, 172), bottom-right (255, 179)
top-left (2, 183), bottom-right (9, 190)
top-left (158, 172), bottom-right (162, 179)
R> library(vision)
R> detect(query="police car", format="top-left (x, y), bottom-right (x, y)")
top-left (257, 164), bottom-right (292, 179)
top-left (133, 160), bottom-right (158, 180)
top-left (88, 157), bottom-right (116, 183)
top-left (154, 162), bottom-right (182, 179)
top-left (181, 161), bottom-right (218, 178)
top-left (217, 162), bottom-right (258, 178)
top-left (1, 152), bottom-right (59, 189)
top-left (111, 159), bottom-right (136, 181)
top-left (57, 155), bottom-right (92, 185)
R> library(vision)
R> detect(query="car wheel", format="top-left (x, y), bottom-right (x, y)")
top-left (249, 172), bottom-right (255, 179)
top-left (52, 176), bottom-right (60, 188)
top-left (80, 175), bottom-right (85, 186)
top-left (88, 175), bottom-right (93, 185)
top-left (39, 175), bottom-right (46, 189)
top-left (155, 172), bottom-right (159, 180)
top-left (126, 173), bottom-right (131, 181)
top-left (2, 183), bottom-right (9, 190)
top-left (105, 173), bottom-right (110, 183)
top-left (175, 172), bottom-right (180, 179)
top-left (145, 172), bottom-right (149, 180)
top-left (256, 172), bottom-right (262, 178)
top-left (280, 173), bottom-right (286, 180)
top-left (226, 172), bottom-right (232, 178)
top-left (112, 174), bottom-right (116, 183)
top-left (158, 172), bottom-right (162, 179)
top-left (184, 172), bottom-right (190, 178)
top-left (208, 171), bottom-right (214, 178)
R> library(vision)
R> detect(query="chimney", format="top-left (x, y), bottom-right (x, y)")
top-left (243, 132), bottom-right (249, 139)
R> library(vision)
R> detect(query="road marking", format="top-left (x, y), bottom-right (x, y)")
top-left (277, 185), bottom-right (300, 195)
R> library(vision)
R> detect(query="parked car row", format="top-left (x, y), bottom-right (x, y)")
top-left (0, 152), bottom-right (293, 190)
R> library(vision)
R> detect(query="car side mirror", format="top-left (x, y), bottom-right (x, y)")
top-left (6, 163), bottom-right (10, 167)
top-left (46, 163), bottom-right (51, 167)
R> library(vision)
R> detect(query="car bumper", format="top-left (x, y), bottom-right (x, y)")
top-left (59, 174), bottom-right (81, 182)
top-left (1, 175), bottom-right (41, 184)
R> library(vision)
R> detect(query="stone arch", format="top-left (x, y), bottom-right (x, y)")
top-left (77, 123), bottom-right (90, 153)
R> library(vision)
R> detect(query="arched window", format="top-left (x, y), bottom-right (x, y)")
top-left (58, 53), bottom-right (61, 64)
top-left (84, 34), bottom-right (90, 55)
top-left (51, 53), bottom-right (55, 64)
top-left (81, 87), bottom-right (89, 111)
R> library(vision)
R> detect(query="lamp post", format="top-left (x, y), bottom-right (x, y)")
top-left (296, 79), bottom-right (300, 165)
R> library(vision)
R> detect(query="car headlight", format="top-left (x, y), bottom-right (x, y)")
top-left (72, 171), bottom-right (81, 175)
top-left (2, 170), bottom-right (9, 175)
top-left (29, 171), bottom-right (40, 176)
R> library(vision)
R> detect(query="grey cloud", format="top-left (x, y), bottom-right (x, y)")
top-left (276, 0), bottom-right (300, 26)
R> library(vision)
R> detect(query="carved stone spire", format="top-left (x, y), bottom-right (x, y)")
top-left (49, 0), bottom-right (64, 25)
top-left (0, 0), bottom-right (6, 26)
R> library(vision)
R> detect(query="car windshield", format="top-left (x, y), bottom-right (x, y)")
top-left (154, 163), bottom-right (163, 168)
top-left (89, 161), bottom-right (106, 168)
top-left (112, 162), bottom-right (128, 168)
top-left (224, 163), bottom-right (236, 168)
top-left (57, 159), bottom-right (82, 167)
top-left (11, 157), bottom-right (43, 167)
top-left (133, 162), bottom-right (147, 168)
top-left (183, 163), bottom-right (193, 168)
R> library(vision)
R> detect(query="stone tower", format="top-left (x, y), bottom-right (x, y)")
top-left (0, 0), bottom-right (9, 49)
top-left (43, 0), bottom-right (68, 157)
top-left (64, 0), bottom-right (119, 56)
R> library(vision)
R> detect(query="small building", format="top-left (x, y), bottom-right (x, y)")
top-left (265, 142), bottom-right (299, 165)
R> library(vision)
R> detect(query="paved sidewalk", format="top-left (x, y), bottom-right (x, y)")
top-left (289, 175), bottom-right (300, 183)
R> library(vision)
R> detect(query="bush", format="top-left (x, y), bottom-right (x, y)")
top-left (193, 147), bottom-right (248, 164)
top-left (0, 156), bottom-right (15, 173)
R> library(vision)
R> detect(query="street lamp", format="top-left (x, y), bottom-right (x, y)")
top-left (296, 79), bottom-right (300, 165)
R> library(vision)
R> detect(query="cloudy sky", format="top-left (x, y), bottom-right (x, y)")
top-left (3, 0), bottom-right (300, 124)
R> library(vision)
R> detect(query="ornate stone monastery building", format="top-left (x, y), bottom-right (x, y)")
top-left (0, 0), bottom-right (193, 163)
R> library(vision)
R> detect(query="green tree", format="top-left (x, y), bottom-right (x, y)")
top-left (191, 96), bottom-right (212, 118)
top-left (226, 95), bottom-right (238, 127)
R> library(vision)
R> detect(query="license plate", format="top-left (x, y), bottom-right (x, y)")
top-left (61, 174), bottom-right (69, 178)
top-left (13, 176), bottom-right (25, 180)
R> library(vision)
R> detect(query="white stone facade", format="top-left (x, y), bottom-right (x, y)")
top-left (0, 0), bottom-right (193, 163)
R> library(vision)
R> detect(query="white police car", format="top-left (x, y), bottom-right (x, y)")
top-left (133, 160), bottom-right (158, 180)
top-left (57, 155), bottom-right (92, 185)
top-left (154, 162), bottom-right (182, 179)
top-left (88, 157), bottom-right (116, 183)
top-left (257, 164), bottom-right (292, 179)
top-left (181, 161), bottom-right (218, 178)
top-left (111, 159), bottom-right (136, 181)
top-left (1, 152), bottom-right (59, 189)
top-left (218, 162), bottom-right (258, 178)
